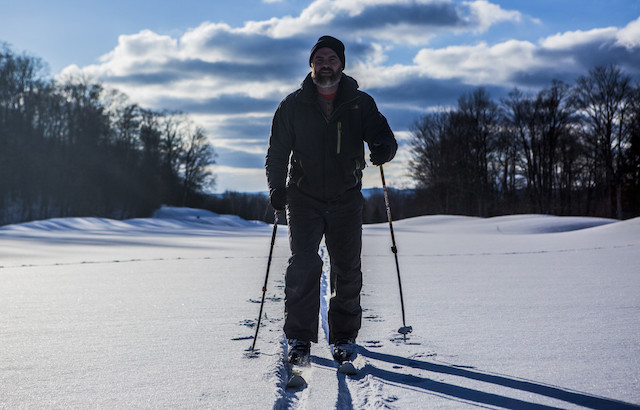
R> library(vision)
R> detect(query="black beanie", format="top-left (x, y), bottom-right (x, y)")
top-left (309, 36), bottom-right (345, 68)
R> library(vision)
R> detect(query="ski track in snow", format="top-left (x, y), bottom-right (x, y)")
top-left (362, 243), bottom-right (637, 259)
top-left (0, 254), bottom-right (286, 270)
top-left (2, 241), bottom-right (635, 270)
top-left (272, 243), bottom-right (400, 409)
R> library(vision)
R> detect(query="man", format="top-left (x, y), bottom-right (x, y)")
top-left (265, 36), bottom-right (397, 366)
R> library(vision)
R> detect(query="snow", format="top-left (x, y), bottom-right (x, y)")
top-left (1, 208), bottom-right (639, 409)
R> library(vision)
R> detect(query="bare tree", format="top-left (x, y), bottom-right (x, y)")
top-left (535, 81), bottom-right (574, 213)
top-left (573, 65), bottom-right (633, 218)
top-left (457, 88), bottom-right (501, 216)
top-left (409, 110), bottom-right (454, 213)
top-left (180, 125), bottom-right (216, 205)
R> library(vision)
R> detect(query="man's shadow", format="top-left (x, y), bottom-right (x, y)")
top-left (316, 347), bottom-right (639, 409)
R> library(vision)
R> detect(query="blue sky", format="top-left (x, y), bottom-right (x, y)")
top-left (2, 0), bottom-right (640, 193)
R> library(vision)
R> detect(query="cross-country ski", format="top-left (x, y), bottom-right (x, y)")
top-left (337, 361), bottom-right (357, 376)
top-left (285, 366), bottom-right (308, 389)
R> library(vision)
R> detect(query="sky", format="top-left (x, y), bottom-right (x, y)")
top-left (2, 0), bottom-right (640, 193)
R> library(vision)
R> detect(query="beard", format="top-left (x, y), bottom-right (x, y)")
top-left (312, 67), bottom-right (342, 88)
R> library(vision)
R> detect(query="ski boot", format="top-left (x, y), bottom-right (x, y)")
top-left (288, 340), bottom-right (311, 367)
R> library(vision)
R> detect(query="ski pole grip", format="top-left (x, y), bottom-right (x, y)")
top-left (391, 245), bottom-right (397, 254)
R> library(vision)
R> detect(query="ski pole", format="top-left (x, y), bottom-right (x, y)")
top-left (251, 211), bottom-right (281, 351)
top-left (380, 165), bottom-right (412, 339)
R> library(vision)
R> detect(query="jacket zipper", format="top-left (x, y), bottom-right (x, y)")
top-left (336, 121), bottom-right (342, 154)
top-left (330, 95), bottom-right (358, 154)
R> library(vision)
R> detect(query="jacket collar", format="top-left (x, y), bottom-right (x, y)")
top-left (299, 73), bottom-right (360, 103)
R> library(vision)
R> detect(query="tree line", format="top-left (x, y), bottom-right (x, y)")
top-left (2, 42), bottom-right (638, 226)
top-left (408, 65), bottom-right (640, 219)
top-left (0, 44), bottom-right (215, 225)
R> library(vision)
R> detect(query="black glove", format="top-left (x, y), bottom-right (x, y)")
top-left (370, 144), bottom-right (393, 166)
top-left (269, 186), bottom-right (287, 211)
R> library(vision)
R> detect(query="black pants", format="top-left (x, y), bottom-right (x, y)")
top-left (284, 188), bottom-right (363, 344)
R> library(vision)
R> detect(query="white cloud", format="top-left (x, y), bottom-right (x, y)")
top-left (59, 30), bottom-right (180, 87)
top-left (409, 19), bottom-right (640, 87)
top-left (179, 22), bottom-right (238, 61)
top-left (99, 30), bottom-right (179, 75)
top-left (244, 0), bottom-right (523, 44)
top-left (540, 27), bottom-right (618, 50)
top-left (616, 16), bottom-right (640, 48)
top-left (536, 17), bottom-right (640, 55)
top-left (463, 0), bottom-right (522, 32)
top-left (412, 39), bottom-right (540, 85)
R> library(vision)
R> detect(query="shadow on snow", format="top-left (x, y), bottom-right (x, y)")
top-left (355, 347), bottom-right (640, 410)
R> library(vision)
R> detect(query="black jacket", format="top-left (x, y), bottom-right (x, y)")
top-left (266, 73), bottom-right (397, 202)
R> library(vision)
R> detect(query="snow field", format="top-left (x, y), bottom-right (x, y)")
top-left (1, 208), bottom-right (639, 408)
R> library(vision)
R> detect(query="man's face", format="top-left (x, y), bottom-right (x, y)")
top-left (311, 47), bottom-right (343, 87)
